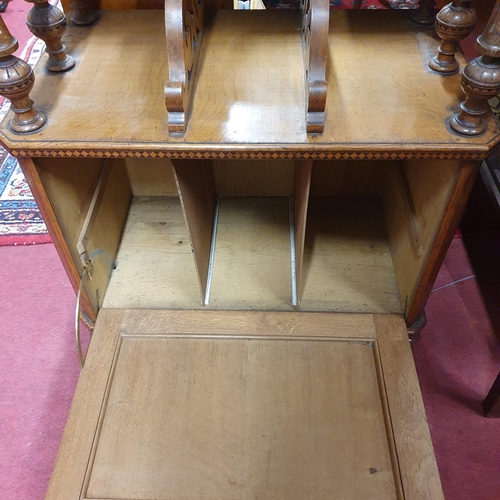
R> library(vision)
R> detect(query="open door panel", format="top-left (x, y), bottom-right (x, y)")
top-left (45, 310), bottom-right (443, 500)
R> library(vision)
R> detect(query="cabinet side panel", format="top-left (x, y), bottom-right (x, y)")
top-left (31, 157), bottom-right (109, 317)
top-left (34, 157), bottom-right (131, 314)
top-left (405, 160), bottom-right (480, 324)
top-left (18, 157), bottom-right (96, 320)
top-left (382, 160), bottom-right (461, 319)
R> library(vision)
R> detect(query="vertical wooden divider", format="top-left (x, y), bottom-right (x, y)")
top-left (293, 160), bottom-right (313, 305)
top-left (172, 159), bottom-right (217, 304)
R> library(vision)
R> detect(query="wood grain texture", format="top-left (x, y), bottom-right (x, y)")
top-left (102, 197), bottom-right (202, 309)
top-left (83, 159), bottom-right (132, 311)
top-left (164, 0), bottom-right (204, 133)
top-left (44, 309), bottom-right (123, 500)
top-left (382, 160), bottom-right (460, 317)
top-left (209, 197), bottom-right (293, 310)
top-left (120, 308), bottom-right (378, 339)
top-left (310, 160), bottom-right (383, 197)
top-left (84, 313), bottom-right (397, 500)
top-left (35, 157), bottom-right (131, 313)
top-left (406, 160), bottom-right (480, 324)
top-left (293, 160), bottom-right (312, 302)
top-left (33, 157), bottom-right (109, 313)
top-left (125, 158), bottom-right (178, 196)
top-left (172, 160), bottom-right (216, 301)
top-left (1, 10), bottom-right (498, 157)
top-left (300, 198), bottom-right (402, 313)
top-left (17, 157), bottom-right (96, 321)
top-left (45, 310), bottom-right (444, 500)
top-left (213, 160), bottom-right (294, 197)
top-left (396, 162), bottom-right (424, 258)
top-left (374, 314), bottom-right (444, 500)
top-left (301, 0), bottom-right (329, 133)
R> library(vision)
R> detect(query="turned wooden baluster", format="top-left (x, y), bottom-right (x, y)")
top-left (70, 0), bottom-right (98, 26)
top-left (26, 0), bottom-right (75, 73)
top-left (411, 0), bottom-right (437, 25)
top-left (0, 15), bottom-right (46, 133)
top-left (429, 1), bottom-right (477, 74)
top-left (451, 0), bottom-right (500, 135)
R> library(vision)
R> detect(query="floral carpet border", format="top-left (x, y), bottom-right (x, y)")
top-left (0, 148), bottom-right (51, 247)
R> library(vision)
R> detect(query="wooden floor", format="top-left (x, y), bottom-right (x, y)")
top-left (103, 196), bottom-right (402, 313)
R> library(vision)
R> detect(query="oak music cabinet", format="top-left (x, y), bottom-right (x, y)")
top-left (1, 1), bottom-right (500, 499)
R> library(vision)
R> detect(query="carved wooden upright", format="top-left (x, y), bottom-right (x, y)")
top-left (411, 0), bottom-right (437, 25)
top-left (164, 0), bottom-right (205, 134)
top-left (450, 0), bottom-right (500, 135)
top-left (70, 0), bottom-right (99, 26)
top-left (429, 1), bottom-right (477, 74)
top-left (0, 15), bottom-right (46, 133)
top-left (301, 0), bottom-right (329, 134)
top-left (26, 0), bottom-right (75, 73)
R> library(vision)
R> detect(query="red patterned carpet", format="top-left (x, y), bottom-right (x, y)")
top-left (0, 0), bottom-right (53, 246)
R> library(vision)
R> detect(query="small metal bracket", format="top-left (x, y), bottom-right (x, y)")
top-left (407, 312), bottom-right (427, 345)
top-left (75, 262), bottom-right (93, 369)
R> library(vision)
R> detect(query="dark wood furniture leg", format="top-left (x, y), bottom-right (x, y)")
top-left (451, 0), bottom-right (500, 136)
top-left (353, 0), bottom-right (362, 8)
top-left (483, 372), bottom-right (500, 417)
top-left (429, 1), bottom-right (477, 74)
top-left (0, 15), bottom-right (46, 133)
top-left (70, 0), bottom-right (98, 26)
top-left (27, 0), bottom-right (75, 73)
top-left (411, 0), bottom-right (437, 25)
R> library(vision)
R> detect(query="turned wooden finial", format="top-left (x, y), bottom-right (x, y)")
top-left (429, 1), bottom-right (477, 74)
top-left (26, 0), bottom-right (75, 73)
top-left (411, 0), bottom-right (437, 26)
top-left (70, 0), bottom-right (98, 26)
top-left (450, 0), bottom-right (500, 135)
top-left (0, 15), bottom-right (46, 133)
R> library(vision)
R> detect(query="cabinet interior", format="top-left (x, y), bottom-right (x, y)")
top-left (34, 157), bottom-right (460, 317)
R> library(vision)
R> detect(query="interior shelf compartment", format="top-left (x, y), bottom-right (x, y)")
top-left (209, 197), bottom-right (293, 310)
top-left (102, 196), bottom-right (202, 309)
top-left (298, 197), bottom-right (401, 313)
top-left (29, 156), bottom-right (463, 318)
top-left (2, 9), bottom-right (498, 154)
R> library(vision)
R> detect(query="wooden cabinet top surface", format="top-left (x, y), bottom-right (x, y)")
top-left (1, 9), bottom-right (499, 160)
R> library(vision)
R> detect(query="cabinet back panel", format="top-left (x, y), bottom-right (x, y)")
top-left (125, 158), bottom-right (178, 197)
top-left (310, 160), bottom-right (384, 197)
top-left (213, 160), bottom-right (294, 196)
